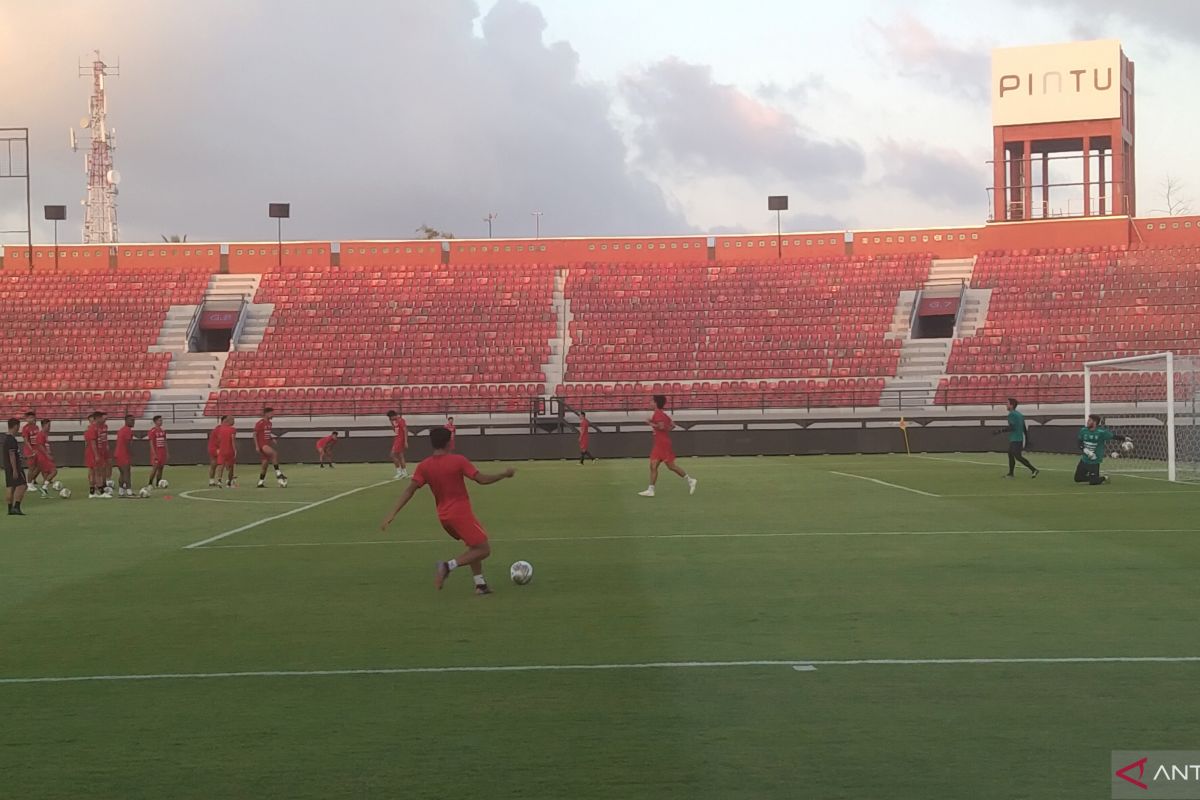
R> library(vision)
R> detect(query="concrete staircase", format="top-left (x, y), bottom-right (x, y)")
top-left (882, 339), bottom-right (953, 408)
top-left (884, 290), bottom-right (917, 340)
top-left (928, 257), bottom-right (975, 283)
top-left (213, 273), bottom-right (274, 352)
top-left (956, 288), bottom-right (993, 337)
top-left (148, 305), bottom-right (198, 352)
top-left (541, 269), bottom-right (570, 394)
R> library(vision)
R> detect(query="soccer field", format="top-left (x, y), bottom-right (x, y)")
top-left (2, 453), bottom-right (1198, 799)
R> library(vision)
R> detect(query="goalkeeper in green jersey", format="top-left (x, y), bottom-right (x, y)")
top-left (1076, 414), bottom-right (1131, 485)
top-left (996, 398), bottom-right (1039, 478)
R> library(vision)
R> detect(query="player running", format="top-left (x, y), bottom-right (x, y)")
top-left (379, 426), bottom-right (516, 596)
top-left (20, 411), bottom-right (39, 487)
top-left (316, 432), bottom-right (339, 468)
top-left (147, 415), bottom-right (168, 490)
top-left (5, 418), bottom-right (28, 516)
top-left (114, 415), bottom-right (136, 497)
top-left (578, 411), bottom-right (596, 463)
top-left (387, 410), bottom-right (409, 479)
top-left (1076, 414), bottom-right (1130, 486)
top-left (254, 407), bottom-right (288, 488)
top-left (207, 419), bottom-right (223, 486)
top-left (639, 395), bottom-right (697, 497)
top-left (213, 416), bottom-right (238, 488)
top-left (446, 415), bottom-right (457, 451)
top-left (997, 397), bottom-right (1039, 478)
top-left (31, 419), bottom-right (58, 497)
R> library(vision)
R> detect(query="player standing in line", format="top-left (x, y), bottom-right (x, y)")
top-left (387, 410), bottom-right (409, 479)
top-left (5, 418), bottom-right (28, 515)
top-left (84, 412), bottom-right (109, 499)
top-left (31, 419), bottom-right (58, 498)
top-left (578, 411), bottom-right (596, 464)
top-left (316, 432), bottom-right (339, 468)
top-left (380, 426), bottom-right (516, 596)
top-left (207, 418), bottom-right (224, 486)
top-left (114, 415), bottom-right (136, 497)
top-left (446, 415), bottom-right (457, 451)
top-left (214, 416), bottom-right (238, 488)
top-left (1076, 414), bottom-right (1130, 486)
top-left (20, 411), bottom-right (39, 487)
top-left (146, 415), bottom-right (168, 490)
top-left (639, 395), bottom-right (697, 497)
top-left (254, 407), bottom-right (288, 488)
top-left (997, 398), bottom-right (1039, 478)
top-left (97, 412), bottom-right (114, 493)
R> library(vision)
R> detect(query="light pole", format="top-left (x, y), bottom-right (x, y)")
top-left (44, 205), bottom-right (66, 271)
top-left (268, 203), bottom-right (290, 268)
top-left (531, 211), bottom-right (543, 239)
top-left (767, 195), bottom-right (788, 259)
top-left (484, 212), bottom-right (498, 238)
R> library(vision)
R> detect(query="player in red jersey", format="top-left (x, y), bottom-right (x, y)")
top-left (254, 407), bottom-right (288, 488)
top-left (84, 412), bottom-right (110, 499)
top-left (97, 412), bottom-right (114, 493)
top-left (387, 410), bottom-right (409, 479)
top-left (639, 394), bottom-right (697, 497)
top-left (113, 414), bottom-right (137, 497)
top-left (207, 418), bottom-right (224, 486)
top-left (380, 426), bottom-right (516, 595)
top-left (316, 432), bottom-right (339, 468)
top-left (578, 411), bottom-right (596, 464)
top-left (213, 416), bottom-right (238, 488)
top-left (146, 415), bottom-right (169, 490)
top-left (446, 415), bottom-right (456, 451)
top-left (20, 411), bottom-right (39, 486)
top-left (31, 419), bottom-right (58, 498)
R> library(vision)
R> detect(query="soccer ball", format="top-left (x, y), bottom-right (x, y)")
top-left (51, 480), bottom-right (63, 491)
top-left (510, 560), bottom-right (534, 585)
top-left (139, 487), bottom-right (152, 498)
top-left (278, 477), bottom-right (288, 488)
top-left (1122, 439), bottom-right (1135, 454)
top-left (58, 488), bottom-right (72, 499)
top-left (157, 479), bottom-right (169, 489)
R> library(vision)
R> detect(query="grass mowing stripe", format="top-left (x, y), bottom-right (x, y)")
top-left (182, 479), bottom-right (395, 550)
top-left (829, 471), bottom-right (941, 497)
top-left (3, 656), bottom-right (1199, 685)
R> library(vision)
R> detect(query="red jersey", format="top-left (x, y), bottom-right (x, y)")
top-left (254, 418), bottom-right (273, 450)
top-left (21, 422), bottom-right (38, 457)
top-left (115, 426), bottom-right (134, 462)
top-left (148, 426), bottom-right (168, 458)
top-left (97, 424), bottom-right (110, 456)
top-left (651, 409), bottom-right (673, 445)
top-left (316, 435), bottom-right (336, 451)
top-left (579, 418), bottom-right (590, 448)
top-left (33, 429), bottom-right (50, 457)
top-left (412, 453), bottom-right (479, 519)
top-left (207, 426), bottom-right (221, 453)
top-left (213, 424), bottom-right (237, 453)
top-left (84, 424), bottom-right (100, 455)
top-left (392, 417), bottom-right (407, 439)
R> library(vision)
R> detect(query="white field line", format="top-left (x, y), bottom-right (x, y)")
top-left (178, 489), bottom-right (309, 506)
top-left (2, 656), bottom-right (1198, 686)
top-left (182, 480), bottom-right (394, 550)
top-left (829, 471), bottom-right (941, 498)
top-left (913, 454), bottom-right (1197, 486)
top-left (197, 526), bottom-right (1200, 550)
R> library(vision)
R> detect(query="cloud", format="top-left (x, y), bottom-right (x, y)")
top-left (877, 141), bottom-right (988, 211)
top-left (1018, 0), bottom-right (1200, 44)
top-left (621, 58), bottom-right (865, 196)
top-left (0, 0), bottom-right (687, 243)
top-left (872, 12), bottom-right (990, 102)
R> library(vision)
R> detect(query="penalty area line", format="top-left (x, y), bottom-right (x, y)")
top-left (2, 656), bottom-right (1199, 685)
top-left (182, 479), bottom-right (395, 550)
top-left (829, 471), bottom-right (941, 498)
top-left (177, 489), bottom-right (310, 506)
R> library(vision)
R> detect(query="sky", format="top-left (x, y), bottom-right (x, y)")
top-left (0, 0), bottom-right (1197, 244)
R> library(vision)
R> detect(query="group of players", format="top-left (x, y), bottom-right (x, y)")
top-left (1000, 397), bottom-right (1131, 485)
top-left (204, 407), bottom-right (290, 489)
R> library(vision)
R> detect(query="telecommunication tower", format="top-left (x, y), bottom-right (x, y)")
top-left (70, 50), bottom-right (120, 243)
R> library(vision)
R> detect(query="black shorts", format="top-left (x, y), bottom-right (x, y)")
top-left (1007, 441), bottom-right (1025, 456)
top-left (1075, 461), bottom-right (1101, 483)
top-left (5, 471), bottom-right (27, 489)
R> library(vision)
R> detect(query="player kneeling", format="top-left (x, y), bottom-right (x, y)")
top-left (1075, 414), bottom-right (1131, 486)
top-left (379, 426), bottom-right (516, 596)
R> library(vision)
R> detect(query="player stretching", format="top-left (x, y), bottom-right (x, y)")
top-left (213, 416), bottom-right (238, 487)
top-left (1076, 414), bottom-right (1130, 486)
top-left (578, 411), bottom-right (596, 463)
top-left (997, 398), bottom-right (1039, 478)
top-left (114, 415), bottom-right (136, 497)
top-left (254, 407), bottom-right (288, 488)
top-left (207, 418), bottom-right (223, 486)
top-left (639, 395), bottom-right (697, 497)
top-left (32, 419), bottom-right (58, 497)
top-left (20, 411), bottom-right (39, 488)
top-left (5, 418), bottom-right (28, 515)
top-left (446, 415), bottom-right (457, 451)
top-left (380, 427), bottom-right (516, 596)
top-left (147, 415), bottom-right (168, 490)
top-left (387, 410), bottom-right (409, 478)
top-left (316, 432), bottom-right (339, 468)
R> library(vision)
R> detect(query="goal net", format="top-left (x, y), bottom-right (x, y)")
top-left (1083, 352), bottom-right (1200, 482)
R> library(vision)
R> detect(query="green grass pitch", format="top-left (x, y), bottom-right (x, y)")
top-left (1, 453), bottom-right (1198, 799)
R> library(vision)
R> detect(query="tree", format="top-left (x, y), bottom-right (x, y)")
top-left (1150, 175), bottom-right (1192, 216)
top-left (161, 234), bottom-right (188, 243)
top-left (415, 224), bottom-right (454, 240)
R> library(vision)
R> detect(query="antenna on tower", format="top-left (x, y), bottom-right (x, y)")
top-left (74, 50), bottom-right (120, 244)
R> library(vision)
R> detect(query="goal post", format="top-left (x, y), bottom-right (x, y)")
top-left (1083, 352), bottom-right (1200, 482)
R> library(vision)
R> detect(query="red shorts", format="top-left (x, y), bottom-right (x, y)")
top-left (579, 437), bottom-right (589, 451)
top-left (151, 453), bottom-right (168, 467)
top-left (257, 444), bottom-right (276, 460)
top-left (439, 514), bottom-right (488, 547)
top-left (208, 447), bottom-right (218, 461)
top-left (36, 456), bottom-right (56, 474)
top-left (114, 456), bottom-right (132, 469)
top-left (650, 443), bottom-right (676, 463)
top-left (390, 436), bottom-right (406, 455)
top-left (85, 451), bottom-right (97, 469)
top-left (217, 450), bottom-right (236, 466)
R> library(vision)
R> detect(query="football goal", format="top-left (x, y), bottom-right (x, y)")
top-left (1083, 352), bottom-right (1200, 482)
